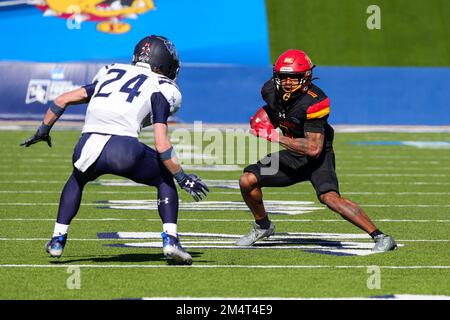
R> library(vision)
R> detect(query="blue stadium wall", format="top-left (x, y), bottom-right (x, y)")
top-left (0, 0), bottom-right (448, 125)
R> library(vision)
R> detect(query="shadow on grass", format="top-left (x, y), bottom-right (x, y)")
top-left (254, 238), bottom-right (345, 248)
top-left (48, 251), bottom-right (205, 264)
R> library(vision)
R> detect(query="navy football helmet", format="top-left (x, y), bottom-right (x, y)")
top-left (132, 35), bottom-right (180, 80)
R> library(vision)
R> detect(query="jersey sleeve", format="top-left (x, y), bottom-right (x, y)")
top-left (157, 78), bottom-right (182, 115)
top-left (304, 97), bottom-right (331, 133)
top-left (151, 92), bottom-right (171, 124)
top-left (261, 79), bottom-right (276, 104)
top-left (262, 105), bottom-right (277, 125)
top-left (304, 118), bottom-right (327, 133)
top-left (83, 64), bottom-right (115, 99)
top-left (82, 81), bottom-right (97, 99)
top-left (91, 64), bottom-right (112, 83)
top-left (260, 79), bottom-right (280, 126)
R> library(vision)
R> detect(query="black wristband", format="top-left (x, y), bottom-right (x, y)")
top-left (174, 168), bottom-right (187, 183)
top-left (50, 104), bottom-right (65, 117)
top-left (158, 146), bottom-right (175, 161)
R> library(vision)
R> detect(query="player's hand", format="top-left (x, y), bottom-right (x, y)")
top-left (250, 127), bottom-right (280, 142)
top-left (249, 107), bottom-right (279, 142)
top-left (20, 129), bottom-right (52, 147)
top-left (250, 107), bottom-right (279, 142)
top-left (175, 172), bottom-right (209, 202)
top-left (250, 107), bottom-right (273, 130)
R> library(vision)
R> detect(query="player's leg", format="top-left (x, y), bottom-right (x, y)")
top-left (312, 149), bottom-right (397, 252)
top-left (237, 170), bottom-right (275, 246)
top-left (114, 137), bottom-right (180, 235)
top-left (155, 175), bottom-right (192, 265)
top-left (239, 172), bottom-right (266, 220)
top-left (55, 170), bottom-right (92, 227)
top-left (310, 149), bottom-right (377, 232)
top-left (100, 136), bottom-right (192, 264)
top-left (319, 192), bottom-right (397, 252)
top-left (319, 191), bottom-right (377, 233)
top-left (46, 134), bottom-right (100, 257)
top-left (237, 151), bottom-right (306, 246)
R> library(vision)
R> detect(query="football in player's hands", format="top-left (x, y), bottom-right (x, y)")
top-left (250, 107), bottom-right (274, 131)
top-left (250, 127), bottom-right (279, 142)
top-left (250, 107), bottom-right (279, 142)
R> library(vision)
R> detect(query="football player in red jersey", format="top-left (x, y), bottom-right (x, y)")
top-left (237, 49), bottom-right (397, 252)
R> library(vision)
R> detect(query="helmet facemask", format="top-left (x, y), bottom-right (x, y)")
top-left (273, 49), bottom-right (315, 102)
top-left (274, 69), bottom-right (313, 101)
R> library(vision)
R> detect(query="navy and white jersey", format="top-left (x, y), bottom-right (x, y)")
top-left (82, 62), bottom-right (181, 137)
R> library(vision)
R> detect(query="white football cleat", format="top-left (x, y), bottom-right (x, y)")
top-left (161, 232), bottom-right (192, 265)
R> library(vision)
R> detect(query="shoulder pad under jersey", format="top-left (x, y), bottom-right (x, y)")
top-left (92, 63), bottom-right (116, 83)
top-left (157, 77), bottom-right (182, 115)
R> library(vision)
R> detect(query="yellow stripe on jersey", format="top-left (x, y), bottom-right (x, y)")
top-left (307, 90), bottom-right (318, 98)
top-left (306, 107), bottom-right (330, 119)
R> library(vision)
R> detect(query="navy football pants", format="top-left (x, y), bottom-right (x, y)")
top-left (56, 134), bottom-right (178, 225)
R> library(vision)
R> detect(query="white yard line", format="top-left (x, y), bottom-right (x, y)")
top-left (4, 123), bottom-right (450, 133)
top-left (2, 180), bottom-right (450, 187)
top-left (0, 172), bottom-right (448, 177)
top-left (0, 238), bottom-right (448, 242)
top-left (0, 264), bottom-right (449, 269)
top-left (0, 167), bottom-right (449, 173)
top-left (2, 164), bottom-right (450, 171)
top-left (3, 190), bottom-right (450, 196)
top-left (0, 191), bottom-right (159, 194)
top-left (0, 218), bottom-right (449, 223)
top-left (0, 238), bottom-right (106, 241)
top-left (1, 203), bottom-right (449, 208)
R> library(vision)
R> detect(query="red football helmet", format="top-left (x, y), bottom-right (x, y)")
top-left (273, 49), bottom-right (315, 101)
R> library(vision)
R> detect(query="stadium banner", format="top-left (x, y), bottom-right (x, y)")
top-left (1, 62), bottom-right (449, 125)
top-left (0, 62), bottom-right (103, 120)
top-left (0, 0), bottom-right (270, 66)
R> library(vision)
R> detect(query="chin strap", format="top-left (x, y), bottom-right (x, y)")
top-left (282, 84), bottom-right (302, 101)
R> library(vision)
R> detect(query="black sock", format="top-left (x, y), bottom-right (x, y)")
top-left (370, 229), bottom-right (383, 239)
top-left (255, 215), bottom-right (271, 229)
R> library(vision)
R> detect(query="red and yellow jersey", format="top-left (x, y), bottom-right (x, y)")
top-left (260, 79), bottom-right (334, 148)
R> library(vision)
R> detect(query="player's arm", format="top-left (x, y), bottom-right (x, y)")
top-left (20, 86), bottom-right (92, 148)
top-left (278, 97), bottom-right (330, 158)
top-left (152, 93), bottom-right (209, 202)
top-left (278, 132), bottom-right (324, 158)
top-left (43, 87), bottom-right (90, 127)
top-left (249, 106), bottom-right (280, 141)
top-left (154, 122), bottom-right (181, 175)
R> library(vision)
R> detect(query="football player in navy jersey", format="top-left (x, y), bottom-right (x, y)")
top-left (237, 49), bottom-right (397, 252)
top-left (21, 35), bottom-right (209, 264)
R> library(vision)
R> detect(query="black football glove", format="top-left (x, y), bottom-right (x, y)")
top-left (20, 123), bottom-right (52, 148)
top-left (174, 170), bottom-right (209, 202)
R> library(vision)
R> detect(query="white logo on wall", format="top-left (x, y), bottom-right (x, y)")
top-left (25, 68), bottom-right (82, 105)
top-left (25, 80), bottom-right (51, 104)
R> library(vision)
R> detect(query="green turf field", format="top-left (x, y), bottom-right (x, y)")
top-left (0, 128), bottom-right (449, 299)
top-left (266, 0), bottom-right (450, 66)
